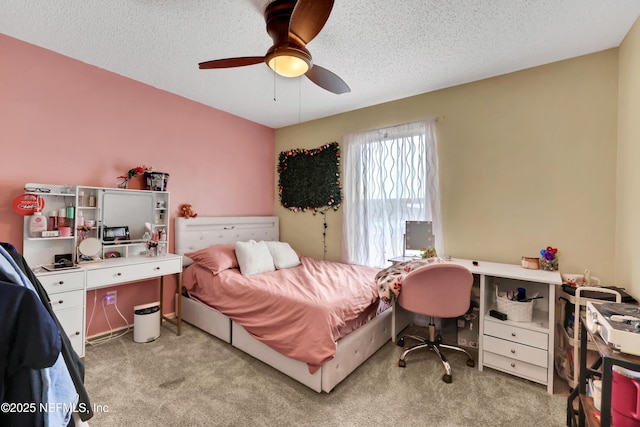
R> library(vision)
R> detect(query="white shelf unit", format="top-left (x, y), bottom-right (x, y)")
top-left (22, 183), bottom-right (78, 267)
top-left (555, 286), bottom-right (621, 388)
top-left (75, 186), bottom-right (170, 262)
top-left (23, 185), bottom-right (171, 265)
top-left (22, 182), bottom-right (177, 356)
top-left (75, 187), bottom-right (100, 250)
top-left (481, 275), bottom-right (556, 391)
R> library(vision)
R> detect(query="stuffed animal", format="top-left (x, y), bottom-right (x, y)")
top-left (179, 203), bottom-right (198, 218)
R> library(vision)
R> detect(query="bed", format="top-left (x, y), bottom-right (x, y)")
top-left (174, 216), bottom-right (392, 393)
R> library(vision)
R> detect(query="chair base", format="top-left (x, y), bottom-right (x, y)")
top-left (397, 324), bottom-right (475, 383)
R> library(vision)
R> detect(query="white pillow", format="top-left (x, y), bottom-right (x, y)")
top-left (235, 240), bottom-right (275, 276)
top-left (266, 241), bottom-right (301, 269)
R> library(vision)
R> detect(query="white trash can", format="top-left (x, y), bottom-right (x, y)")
top-left (133, 301), bottom-right (160, 343)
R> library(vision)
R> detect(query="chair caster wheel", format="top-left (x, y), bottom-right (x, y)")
top-left (397, 337), bottom-right (405, 347)
top-left (398, 359), bottom-right (406, 368)
top-left (466, 359), bottom-right (475, 368)
top-left (442, 374), bottom-right (452, 383)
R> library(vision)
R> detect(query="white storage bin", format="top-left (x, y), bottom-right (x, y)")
top-left (495, 288), bottom-right (534, 322)
top-left (133, 301), bottom-right (160, 343)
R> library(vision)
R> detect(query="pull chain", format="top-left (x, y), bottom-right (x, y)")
top-left (298, 77), bottom-right (302, 124)
top-left (273, 63), bottom-right (277, 101)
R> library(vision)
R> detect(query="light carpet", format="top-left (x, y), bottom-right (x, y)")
top-left (83, 322), bottom-right (567, 426)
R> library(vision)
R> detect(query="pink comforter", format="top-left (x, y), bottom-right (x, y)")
top-left (183, 256), bottom-right (381, 373)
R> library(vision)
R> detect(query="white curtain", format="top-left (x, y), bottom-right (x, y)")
top-left (342, 118), bottom-right (443, 267)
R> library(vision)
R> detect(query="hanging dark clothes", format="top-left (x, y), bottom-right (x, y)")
top-left (0, 244), bottom-right (93, 423)
top-left (0, 280), bottom-right (61, 426)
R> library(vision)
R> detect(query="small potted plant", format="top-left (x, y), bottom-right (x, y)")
top-left (118, 166), bottom-right (149, 189)
top-left (540, 246), bottom-right (559, 271)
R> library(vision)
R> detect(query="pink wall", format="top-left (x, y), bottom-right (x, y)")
top-left (0, 34), bottom-right (275, 337)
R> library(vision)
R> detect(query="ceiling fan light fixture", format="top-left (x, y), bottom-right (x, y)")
top-left (268, 55), bottom-right (309, 77)
top-left (198, 0), bottom-right (349, 93)
top-left (266, 46), bottom-right (311, 78)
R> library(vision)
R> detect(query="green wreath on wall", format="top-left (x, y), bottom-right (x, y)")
top-left (278, 142), bottom-right (343, 258)
top-left (278, 142), bottom-right (342, 212)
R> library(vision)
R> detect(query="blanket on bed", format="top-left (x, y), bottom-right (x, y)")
top-left (183, 256), bottom-right (381, 373)
top-left (375, 258), bottom-right (442, 304)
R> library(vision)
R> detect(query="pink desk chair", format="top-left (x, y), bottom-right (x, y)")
top-left (397, 263), bottom-right (475, 383)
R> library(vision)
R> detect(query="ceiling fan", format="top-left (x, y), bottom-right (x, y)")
top-left (198, 0), bottom-right (350, 95)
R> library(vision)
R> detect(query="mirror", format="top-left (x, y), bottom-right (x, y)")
top-left (78, 237), bottom-right (102, 260)
top-left (405, 220), bottom-right (434, 251)
top-left (101, 190), bottom-right (155, 241)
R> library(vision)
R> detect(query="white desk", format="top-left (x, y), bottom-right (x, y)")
top-left (84, 254), bottom-right (181, 290)
top-left (36, 254), bottom-right (183, 357)
top-left (84, 254), bottom-right (183, 335)
top-left (390, 257), bottom-right (562, 394)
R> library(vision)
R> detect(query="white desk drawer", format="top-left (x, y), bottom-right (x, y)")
top-left (56, 307), bottom-right (84, 358)
top-left (483, 351), bottom-right (548, 384)
top-left (483, 335), bottom-right (547, 368)
top-left (484, 320), bottom-right (548, 350)
top-left (87, 257), bottom-right (181, 288)
top-left (49, 289), bottom-right (84, 311)
top-left (38, 270), bottom-right (84, 294)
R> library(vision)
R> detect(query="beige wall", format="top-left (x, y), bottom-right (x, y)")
top-left (616, 17), bottom-right (640, 296)
top-left (275, 49), bottom-right (620, 284)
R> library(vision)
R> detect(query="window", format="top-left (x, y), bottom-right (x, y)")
top-left (342, 119), bottom-right (443, 267)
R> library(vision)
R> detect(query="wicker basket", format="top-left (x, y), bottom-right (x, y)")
top-left (495, 288), bottom-right (534, 322)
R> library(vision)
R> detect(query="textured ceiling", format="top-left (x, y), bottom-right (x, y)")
top-left (3, 1), bottom-right (640, 129)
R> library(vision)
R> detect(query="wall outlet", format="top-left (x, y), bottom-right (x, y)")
top-left (105, 290), bottom-right (117, 305)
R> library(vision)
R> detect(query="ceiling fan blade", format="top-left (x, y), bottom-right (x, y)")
top-left (199, 56), bottom-right (265, 69)
top-left (289, 0), bottom-right (335, 45)
top-left (305, 64), bottom-right (350, 94)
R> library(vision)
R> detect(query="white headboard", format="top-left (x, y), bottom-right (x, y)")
top-left (174, 216), bottom-right (279, 255)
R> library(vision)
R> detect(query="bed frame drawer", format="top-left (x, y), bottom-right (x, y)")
top-left (181, 295), bottom-right (231, 343)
